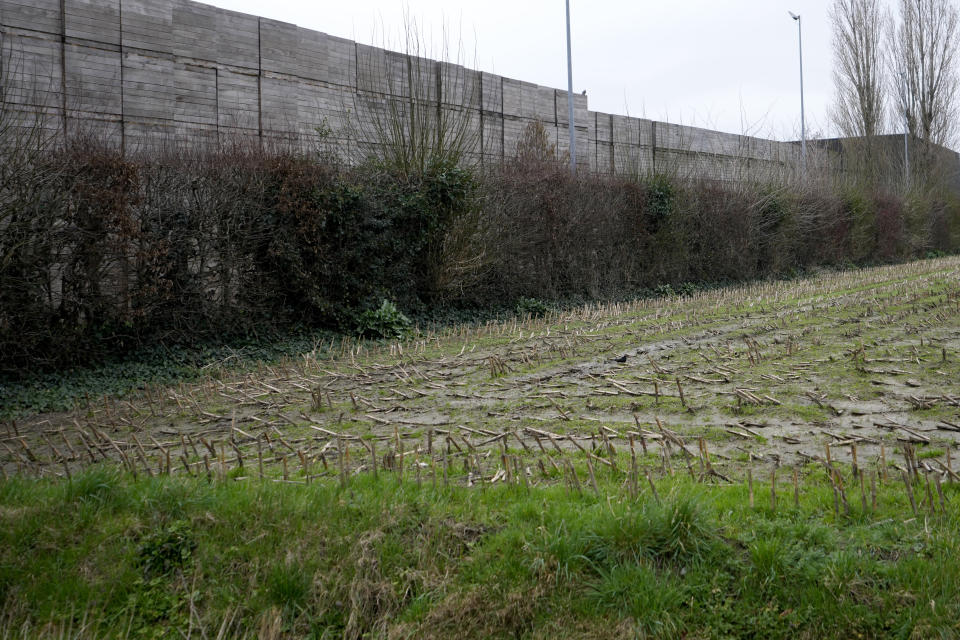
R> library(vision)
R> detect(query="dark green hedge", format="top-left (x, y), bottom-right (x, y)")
top-left (2, 139), bottom-right (958, 376)
top-left (0, 143), bottom-right (475, 374)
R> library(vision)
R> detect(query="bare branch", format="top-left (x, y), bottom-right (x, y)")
top-left (886, 0), bottom-right (960, 147)
top-left (830, 0), bottom-right (888, 139)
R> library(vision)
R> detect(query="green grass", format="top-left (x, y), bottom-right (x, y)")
top-left (5, 256), bottom-right (960, 637)
top-left (2, 466), bottom-right (959, 638)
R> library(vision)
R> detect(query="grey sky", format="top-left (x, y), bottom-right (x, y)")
top-left (203, 0), bottom-right (848, 141)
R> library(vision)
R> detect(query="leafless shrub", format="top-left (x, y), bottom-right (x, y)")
top-left (0, 32), bottom-right (68, 369)
top-left (345, 17), bottom-right (480, 175)
top-left (435, 117), bottom-right (958, 306)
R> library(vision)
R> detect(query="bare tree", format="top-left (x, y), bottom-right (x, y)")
top-left (346, 16), bottom-right (480, 175)
top-left (830, 0), bottom-right (888, 138)
top-left (887, 0), bottom-right (960, 147)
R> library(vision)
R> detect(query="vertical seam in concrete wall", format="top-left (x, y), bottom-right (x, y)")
top-left (215, 65), bottom-right (219, 144)
top-left (257, 18), bottom-right (262, 142)
top-left (59, 0), bottom-right (67, 137)
top-left (651, 121), bottom-right (657, 174)
top-left (353, 40), bottom-right (359, 156)
top-left (478, 71), bottom-right (484, 168)
top-left (434, 60), bottom-right (441, 143)
top-left (406, 55), bottom-right (413, 155)
top-left (119, 0), bottom-right (126, 154)
top-left (607, 114), bottom-right (613, 173)
top-left (499, 76), bottom-right (504, 163)
top-left (587, 111), bottom-right (600, 171)
top-left (553, 90), bottom-right (557, 129)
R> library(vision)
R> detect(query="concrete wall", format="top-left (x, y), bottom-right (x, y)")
top-left (0, 0), bottom-right (829, 179)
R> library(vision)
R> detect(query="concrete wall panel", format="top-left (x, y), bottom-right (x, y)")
top-left (123, 50), bottom-right (173, 120)
top-left (172, 0), bottom-right (216, 60)
top-left (214, 8), bottom-right (257, 69)
top-left (479, 72), bottom-right (501, 113)
top-left (592, 111), bottom-right (611, 143)
top-left (3, 33), bottom-right (61, 109)
top-left (216, 67), bottom-right (257, 131)
top-left (65, 0), bottom-right (121, 45)
top-left (481, 114), bottom-right (503, 158)
top-left (121, 0), bottom-right (173, 53)
top-left (261, 73), bottom-right (297, 133)
top-left (173, 61), bottom-right (215, 125)
top-left (65, 40), bottom-right (121, 115)
top-left (0, 0), bottom-right (60, 34)
top-left (294, 26), bottom-right (326, 83)
top-left (0, 0), bottom-right (831, 175)
top-left (323, 34), bottom-right (355, 88)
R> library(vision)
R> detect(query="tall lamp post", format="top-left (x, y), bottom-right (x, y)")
top-left (789, 11), bottom-right (806, 173)
top-left (566, 0), bottom-right (576, 174)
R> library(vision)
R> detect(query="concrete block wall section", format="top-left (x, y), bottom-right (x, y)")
top-left (555, 90), bottom-right (588, 127)
top-left (215, 69), bottom-right (257, 131)
top-left (65, 43), bottom-right (121, 117)
top-left (0, 0), bottom-right (831, 177)
top-left (2, 31), bottom-right (61, 110)
top-left (481, 114), bottom-right (503, 157)
top-left (172, 0), bottom-right (216, 60)
top-left (121, 0), bottom-right (173, 54)
top-left (66, 0), bottom-right (120, 45)
top-left (479, 71), bottom-right (501, 113)
top-left (439, 62), bottom-right (480, 109)
top-left (173, 62), bottom-right (216, 126)
top-left (1, 0), bottom-right (61, 34)
top-left (555, 124), bottom-right (593, 168)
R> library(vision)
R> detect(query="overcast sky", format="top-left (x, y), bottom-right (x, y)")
top-left (203, 0), bottom-right (850, 141)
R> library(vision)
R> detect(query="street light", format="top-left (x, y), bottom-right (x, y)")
top-left (789, 11), bottom-right (806, 173)
top-left (566, 0), bottom-right (576, 174)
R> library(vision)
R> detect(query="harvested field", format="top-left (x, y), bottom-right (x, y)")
top-left (4, 256), bottom-right (960, 639)
top-left (5, 256), bottom-right (960, 494)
